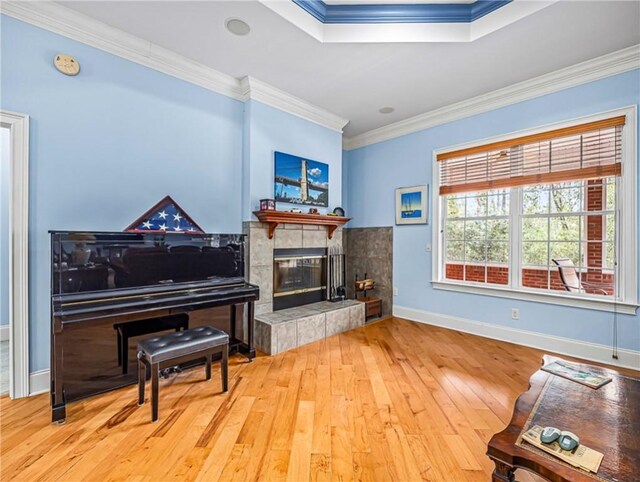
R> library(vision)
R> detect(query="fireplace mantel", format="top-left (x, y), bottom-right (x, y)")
top-left (253, 210), bottom-right (350, 239)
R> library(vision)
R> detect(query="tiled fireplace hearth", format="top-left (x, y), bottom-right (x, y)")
top-left (243, 221), bottom-right (365, 355)
top-left (255, 300), bottom-right (364, 355)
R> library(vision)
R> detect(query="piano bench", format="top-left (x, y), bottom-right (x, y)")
top-left (114, 314), bottom-right (189, 375)
top-left (137, 326), bottom-right (229, 422)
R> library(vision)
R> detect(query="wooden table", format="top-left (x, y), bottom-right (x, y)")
top-left (487, 355), bottom-right (640, 482)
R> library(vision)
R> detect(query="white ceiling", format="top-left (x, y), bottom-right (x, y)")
top-left (58, 1), bottom-right (640, 137)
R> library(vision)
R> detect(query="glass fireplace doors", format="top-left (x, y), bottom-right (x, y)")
top-left (273, 248), bottom-right (327, 310)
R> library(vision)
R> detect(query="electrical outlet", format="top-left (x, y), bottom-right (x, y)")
top-left (511, 308), bottom-right (520, 320)
top-left (393, 287), bottom-right (398, 296)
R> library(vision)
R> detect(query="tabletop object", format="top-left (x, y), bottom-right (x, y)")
top-left (487, 355), bottom-right (640, 482)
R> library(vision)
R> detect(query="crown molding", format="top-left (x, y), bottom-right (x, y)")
top-left (261, 0), bottom-right (556, 43)
top-left (344, 44), bottom-right (640, 150)
top-left (1, 1), bottom-right (347, 133)
top-left (1, 1), bottom-right (242, 99)
top-left (239, 77), bottom-right (349, 132)
top-left (292, 0), bottom-right (512, 24)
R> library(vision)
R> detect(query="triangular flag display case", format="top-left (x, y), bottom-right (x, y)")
top-left (125, 195), bottom-right (204, 233)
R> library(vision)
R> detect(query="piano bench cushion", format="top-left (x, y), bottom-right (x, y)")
top-left (137, 326), bottom-right (229, 364)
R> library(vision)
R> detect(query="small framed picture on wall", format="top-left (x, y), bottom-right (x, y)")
top-left (395, 185), bottom-right (428, 225)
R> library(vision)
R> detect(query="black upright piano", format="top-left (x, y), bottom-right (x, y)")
top-left (50, 231), bottom-right (259, 423)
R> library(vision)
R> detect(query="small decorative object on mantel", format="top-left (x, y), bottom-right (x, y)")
top-left (289, 208), bottom-right (302, 214)
top-left (308, 208), bottom-right (319, 214)
top-left (396, 185), bottom-right (428, 225)
top-left (126, 195), bottom-right (204, 233)
top-left (332, 207), bottom-right (345, 217)
top-left (260, 198), bottom-right (276, 211)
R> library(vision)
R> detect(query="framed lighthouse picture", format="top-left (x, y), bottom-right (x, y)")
top-left (274, 151), bottom-right (329, 207)
top-left (396, 185), bottom-right (428, 225)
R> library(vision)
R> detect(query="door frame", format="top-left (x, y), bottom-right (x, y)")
top-left (1, 110), bottom-right (30, 399)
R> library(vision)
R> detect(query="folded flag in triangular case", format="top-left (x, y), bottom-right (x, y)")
top-left (125, 195), bottom-right (204, 233)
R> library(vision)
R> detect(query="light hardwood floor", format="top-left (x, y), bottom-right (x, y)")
top-left (0, 317), bottom-right (573, 481)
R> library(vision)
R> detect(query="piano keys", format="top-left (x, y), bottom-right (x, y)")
top-left (50, 231), bottom-right (259, 423)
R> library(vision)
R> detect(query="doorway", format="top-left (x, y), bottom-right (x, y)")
top-left (1, 127), bottom-right (8, 394)
top-left (0, 110), bottom-right (29, 399)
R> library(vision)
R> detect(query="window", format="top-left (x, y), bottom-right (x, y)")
top-left (521, 178), bottom-right (615, 295)
top-left (444, 189), bottom-right (510, 285)
top-left (433, 109), bottom-right (637, 312)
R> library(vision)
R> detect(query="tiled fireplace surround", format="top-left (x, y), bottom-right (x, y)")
top-left (243, 221), bottom-right (365, 355)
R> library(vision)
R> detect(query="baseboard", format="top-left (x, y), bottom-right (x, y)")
top-left (0, 325), bottom-right (8, 342)
top-left (29, 369), bottom-right (50, 396)
top-left (393, 305), bottom-right (640, 371)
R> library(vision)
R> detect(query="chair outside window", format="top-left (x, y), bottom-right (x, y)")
top-left (552, 258), bottom-right (609, 296)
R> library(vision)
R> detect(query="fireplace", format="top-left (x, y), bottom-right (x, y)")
top-left (273, 248), bottom-right (327, 310)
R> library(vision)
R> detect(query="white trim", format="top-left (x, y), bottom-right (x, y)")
top-left (618, 106), bottom-right (638, 307)
top-left (431, 281), bottom-right (637, 315)
top-left (432, 144), bottom-right (442, 285)
top-left (510, 186), bottom-right (523, 288)
top-left (344, 45), bottom-right (640, 150)
top-left (239, 77), bottom-right (349, 132)
top-left (393, 305), bottom-right (640, 371)
top-left (260, 0), bottom-right (555, 44)
top-left (29, 369), bottom-right (49, 396)
top-left (1, 110), bottom-right (30, 399)
top-left (431, 106), bottom-right (638, 314)
top-left (1, 1), bottom-right (348, 133)
top-left (323, 22), bottom-right (471, 44)
top-left (259, 0), bottom-right (325, 43)
top-left (469, 1), bottom-right (554, 42)
top-left (0, 325), bottom-right (8, 342)
top-left (1, 1), bottom-right (239, 98)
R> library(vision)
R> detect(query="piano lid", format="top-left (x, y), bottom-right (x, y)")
top-left (50, 231), bottom-right (246, 296)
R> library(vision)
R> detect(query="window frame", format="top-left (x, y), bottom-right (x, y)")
top-left (599, 178), bottom-right (616, 271)
top-left (517, 179), bottom-right (615, 287)
top-left (431, 106), bottom-right (638, 314)
top-left (442, 190), bottom-right (512, 283)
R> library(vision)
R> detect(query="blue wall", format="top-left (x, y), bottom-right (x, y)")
top-left (1, 15), bottom-right (244, 371)
top-left (0, 16), bottom-right (344, 372)
top-left (242, 100), bottom-right (343, 218)
top-left (344, 69), bottom-right (640, 354)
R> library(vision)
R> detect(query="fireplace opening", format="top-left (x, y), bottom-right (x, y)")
top-left (273, 248), bottom-right (327, 310)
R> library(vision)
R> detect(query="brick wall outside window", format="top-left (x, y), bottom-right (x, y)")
top-left (445, 263), bottom-right (508, 285)
top-left (446, 262), bottom-right (614, 295)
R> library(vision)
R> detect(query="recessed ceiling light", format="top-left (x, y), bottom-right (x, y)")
top-left (225, 18), bottom-right (251, 36)
top-left (379, 107), bottom-right (394, 114)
